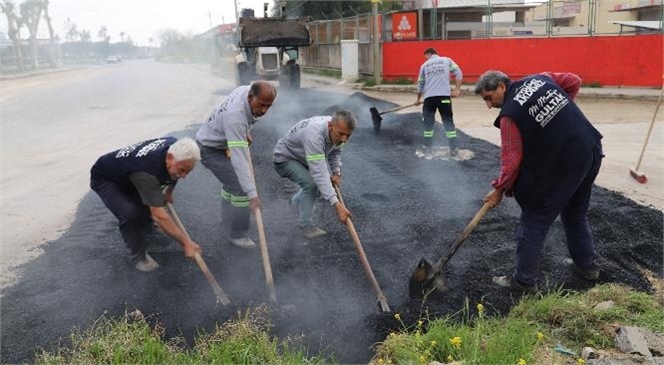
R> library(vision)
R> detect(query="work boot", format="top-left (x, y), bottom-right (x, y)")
top-left (134, 252), bottom-right (160, 272)
top-left (563, 258), bottom-right (599, 280)
top-left (492, 275), bottom-right (535, 293)
top-left (300, 225), bottom-right (327, 239)
top-left (230, 237), bottom-right (256, 249)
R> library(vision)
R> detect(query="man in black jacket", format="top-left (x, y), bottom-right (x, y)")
top-left (90, 137), bottom-right (202, 271)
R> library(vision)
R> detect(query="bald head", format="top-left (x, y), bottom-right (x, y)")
top-left (248, 81), bottom-right (277, 118)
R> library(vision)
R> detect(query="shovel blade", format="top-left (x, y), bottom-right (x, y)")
top-left (370, 107), bottom-right (382, 132)
top-left (408, 258), bottom-right (448, 299)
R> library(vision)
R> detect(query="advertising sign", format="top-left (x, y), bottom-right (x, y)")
top-left (392, 12), bottom-right (417, 41)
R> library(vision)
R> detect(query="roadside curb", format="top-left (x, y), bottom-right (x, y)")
top-left (302, 75), bottom-right (661, 102)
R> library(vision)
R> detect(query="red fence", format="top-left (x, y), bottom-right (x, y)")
top-left (382, 34), bottom-right (663, 87)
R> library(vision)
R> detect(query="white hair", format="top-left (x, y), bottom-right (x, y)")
top-left (168, 137), bottom-right (201, 162)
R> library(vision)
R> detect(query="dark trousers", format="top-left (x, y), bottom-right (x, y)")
top-left (513, 148), bottom-right (603, 286)
top-left (90, 177), bottom-right (152, 255)
top-left (198, 144), bottom-right (250, 239)
top-left (422, 96), bottom-right (456, 149)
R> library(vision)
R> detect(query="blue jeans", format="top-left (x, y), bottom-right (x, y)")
top-left (274, 160), bottom-right (318, 227)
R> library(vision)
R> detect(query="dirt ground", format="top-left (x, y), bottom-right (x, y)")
top-left (1, 81), bottom-right (662, 364)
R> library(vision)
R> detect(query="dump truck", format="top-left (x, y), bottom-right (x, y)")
top-left (235, 12), bottom-right (311, 89)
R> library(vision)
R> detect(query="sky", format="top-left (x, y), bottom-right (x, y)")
top-left (1, 0), bottom-right (274, 46)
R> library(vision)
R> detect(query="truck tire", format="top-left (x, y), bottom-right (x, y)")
top-left (289, 64), bottom-right (301, 89)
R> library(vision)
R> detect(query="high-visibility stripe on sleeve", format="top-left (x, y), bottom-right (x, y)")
top-left (227, 140), bottom-right (249, 148)
top-left (306, 154), bottom-right (325, 162)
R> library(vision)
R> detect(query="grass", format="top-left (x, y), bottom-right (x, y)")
top-left (35, 305), bottom-right (332, 365)
top-left (32, 284), bottom-right (663, 365)
top-left (373, 283), bottom-right (663, 364)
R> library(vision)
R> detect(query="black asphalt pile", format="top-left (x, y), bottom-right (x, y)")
top-left (1, 89), bottom-right (662, 364)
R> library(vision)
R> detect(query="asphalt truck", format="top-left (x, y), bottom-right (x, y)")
top-left (235, 9), bottom-right (311, 89)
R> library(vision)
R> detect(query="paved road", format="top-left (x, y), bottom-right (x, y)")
top-left (0, 60), bottom-right (231, 288)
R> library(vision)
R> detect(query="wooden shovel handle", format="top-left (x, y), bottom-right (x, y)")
top-left (378, 102), bottom-right (418, 115)
top-left (246, 149), bottom-right (277, 304)
top-left (254, 209), bottom-right (277, 303)
top-left (431, 201), bottom-right (493, 274)
top-left (166, 202), bottom-right (231, 306)
top-left (334, 185), bottom-right (390, 312)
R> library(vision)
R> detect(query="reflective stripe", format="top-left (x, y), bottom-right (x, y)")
top-left (423, 130), bottom-right (434, 137)
top-left (441, 99), bottom-right (451, 104)
top-left (220, 189), bottom-right (249, 207)
top-left (306, 153), bottom-right (325, 162)
top-left (446, 130), bottom-right (457, 138)
top-left (227, 140), bottom-right (249, 148)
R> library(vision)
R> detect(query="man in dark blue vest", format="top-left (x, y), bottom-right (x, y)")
top-left (91, 137), bottom-right (202, 271)
top-left (474, 70), bottom-right (603, 291)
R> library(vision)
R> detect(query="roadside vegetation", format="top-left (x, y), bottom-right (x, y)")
top-left (34, 283), bottom-right (662, 365)
top-left (35, 305), bottom-right (331, 365)
top-left (374, 283), bottom-right (663, 364)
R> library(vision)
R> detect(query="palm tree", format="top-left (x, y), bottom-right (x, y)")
top-left (64, 17), bottom-right (79, 41)
top-left (97, 25), bottom-right (107, 42)
top-left (20, 0), bottom-right (44, 70)
top-left (42, 0), bottom-right (58, 67)
top-left (1, 0), bottom-right (25, 71)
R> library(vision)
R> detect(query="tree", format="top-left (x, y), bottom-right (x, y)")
top-left (20, 0), bottom-right (44, 70)
top-left (0, 0), bottom-right (25, 71)
top-left (97, 25), bottom-right (107, 42)
top-left (119, 31), bottom-right (124, 43)
top-left (42, 0), bottom-right (58, 67)
top-left (64, 17), bottom-right (79, 41)
top-left (281, 0), bottom-right (404, 20)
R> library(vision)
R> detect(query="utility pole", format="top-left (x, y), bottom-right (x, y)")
top-left (234, 0), bottom-right (239, 23)
top-left (372, 0), bottom-right (381, 84)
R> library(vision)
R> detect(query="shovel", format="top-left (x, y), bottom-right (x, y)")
top-left (409, 201), bottom-right (492, 299)
top-left (246, 150), bottom-right (278, 304)
top-left (165, 202), bottom-right (231, 306)
top-left (334, 184), bottom-right (390, 312)
top-left (370, 102), bottom-right (418, 132)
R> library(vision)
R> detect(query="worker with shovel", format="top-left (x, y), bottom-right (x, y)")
top-left (415, 47), bottom-right (463, 154)
top-left (273, 110), bottom-right (355, 239)
top-left (196, 81), bottom-right (277, 249)
top-left (474, 70), bottom-right (603, 292)
top-left (90, 137), bottom-right (203, 271)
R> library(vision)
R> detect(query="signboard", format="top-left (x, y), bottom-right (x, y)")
top-left (392, 12), bottom-right (417, 41)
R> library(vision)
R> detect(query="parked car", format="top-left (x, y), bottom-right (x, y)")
top-left (105, 56), bottom-right (118, 64)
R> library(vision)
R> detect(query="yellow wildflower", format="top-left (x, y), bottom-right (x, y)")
top-left (577, 358), bottom-right (586, 365)
top-left (377, 359), bottom-right (384, 365)
top-left (446, 355), bottom-right (454, 362)
top-left (517, 358), bottom-right (527, 365)
top-left (419, 355), bottom-right (426, 364)
top-left (394, 313), bottom-right (401, 321)
top-left (430, 340), bottom-right (437, 346)
top-left (389, 332), bottom-right (396, 338)
top-left (418, 320), bottom-right (424, 327)
top-left (536, 332), bottom-right (544, 341)
top-left (450, 336), bottom-right (462, 349)
top-left (477, 303), bottom-right (484, 313)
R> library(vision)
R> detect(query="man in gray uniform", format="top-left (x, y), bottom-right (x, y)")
top-left (273, 110), bottom-right (355, 238)
top-left (196, 81), bottom-right (277, 248)
top-left (415, 47), bottom-right (463, 154)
